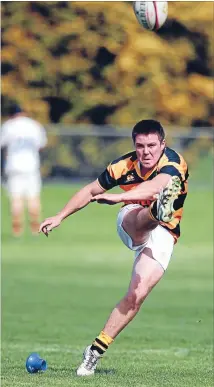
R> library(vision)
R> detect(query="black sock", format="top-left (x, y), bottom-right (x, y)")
top-left (91, 338), bottom-right (108, 355)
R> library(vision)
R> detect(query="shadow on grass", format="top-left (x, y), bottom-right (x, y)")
top-left (1, 232), bottom-right (42, 244)
top-left (96, 368), bottom-right (116, 375)
top-left (47, 367), bottom-right (116, 378)
top-left (1, 232), bottom-right (16, 242)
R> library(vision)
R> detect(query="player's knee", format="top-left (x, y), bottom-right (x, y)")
top-left (123, 292), bottom-right (137, 310)
top-left (123, 288), bottom-right (148, 311)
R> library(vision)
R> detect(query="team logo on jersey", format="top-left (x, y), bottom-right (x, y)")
top-left (126, 174), bottom-right (135, 182)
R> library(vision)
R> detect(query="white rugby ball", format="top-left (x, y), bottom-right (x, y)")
top-left (133, 1), bottom-right (168, 31)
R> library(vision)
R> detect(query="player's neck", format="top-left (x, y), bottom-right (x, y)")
top-left (140, 164), bottom-right (154, 176)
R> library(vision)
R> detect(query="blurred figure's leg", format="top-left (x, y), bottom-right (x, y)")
top-left (7, 173), bottom-right (25, 236)
top-left (10, 196), bottom-right (25, 236)
top-left (27, 196), bottom-right (41, 234)
top-left (26, 172), bottom-right (42, 234)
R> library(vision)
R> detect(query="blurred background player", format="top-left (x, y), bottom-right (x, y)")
top-left (1, 105), bottom-right (47, 236)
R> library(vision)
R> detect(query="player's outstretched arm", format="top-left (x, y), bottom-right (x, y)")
top-left (39, 180), bottom-right (105, 237)
top-left (93, 174), bottom-right (172, 204)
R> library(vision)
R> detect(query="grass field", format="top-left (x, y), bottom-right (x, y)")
top-left (1, 183), bottom-right (213, 387)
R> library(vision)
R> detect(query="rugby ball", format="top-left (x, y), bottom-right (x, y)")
top-left (133, 1), bottom-right (168, 30)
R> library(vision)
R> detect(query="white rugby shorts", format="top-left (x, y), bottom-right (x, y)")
top-left (7, 172), bottom-right (41, 198)
top-left (117, 204), bottom-right (174, 271)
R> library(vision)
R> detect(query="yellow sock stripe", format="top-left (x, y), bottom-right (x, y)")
top-left (99, 330), bottom-right (114, 346)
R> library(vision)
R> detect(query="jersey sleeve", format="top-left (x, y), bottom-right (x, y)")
top-left (97, 152), bottom-right (136, 190)
top-left (97, 163), bottom-right (119, 190)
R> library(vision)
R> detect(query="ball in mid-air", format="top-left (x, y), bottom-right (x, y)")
top-left (133, 1), bottom-right (168, 30)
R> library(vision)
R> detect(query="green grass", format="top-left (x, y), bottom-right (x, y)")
top-left (1, 184), bottom-right (213, 387)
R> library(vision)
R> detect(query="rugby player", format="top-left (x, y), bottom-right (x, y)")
top-left (39, 120), bottom-right (188, 376)
top-left (1, 105), bottom-right (47, 236)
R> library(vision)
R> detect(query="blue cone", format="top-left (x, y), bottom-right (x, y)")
top-left (26, 353), bottom-right (47, 373)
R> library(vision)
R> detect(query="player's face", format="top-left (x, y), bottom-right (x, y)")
top-left (135, 133), bottom-right (165, 169)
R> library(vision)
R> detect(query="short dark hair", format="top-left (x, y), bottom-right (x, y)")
top-left (132, 119), bottom-right (165, 143)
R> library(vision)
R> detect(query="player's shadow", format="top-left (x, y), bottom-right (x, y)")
top-left (39, 367), bottom-right (116, 377)
top-left (95, 368), bottom-right (116, 375)
top-left (1, 232), bottom-right (10, 240)
top-left (71, 368), bottom-right (116, 377)
top-left (1, 232), bottom-right (20, 242)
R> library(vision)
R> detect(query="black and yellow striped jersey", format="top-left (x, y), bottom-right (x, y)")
top-left (97, 147), bottom-right (189, 242)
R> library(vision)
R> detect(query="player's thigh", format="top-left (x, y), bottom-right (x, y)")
top-left (118, 204), bottom-right (155, 247)
top-left (117, 204), bottom-right (146, 248)
top-left (122, 207), bottom-right (144, 241)
top-left (7, 175), bottom-right (24, 214)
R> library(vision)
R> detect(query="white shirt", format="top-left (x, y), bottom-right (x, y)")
top-left (1, 116), bottom-right (47, 174)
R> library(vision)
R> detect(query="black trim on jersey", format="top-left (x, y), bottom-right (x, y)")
top-left (164, 147), bottom-right (181, 164)
top-left (162, 223), bottom-right (181, 237)
top-left (111, 151), bottom-right (137, 165)
top-left (185, 168), bottom-right (189, 180)
top-left (98, 169), bottom-right (118, 190)
top-left (173, 193), bottom-right (187, 211)
top-left (159, 165), bottom-right (182, 180)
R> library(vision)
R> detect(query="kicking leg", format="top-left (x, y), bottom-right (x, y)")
top-left (122, 206), bottom-right (158, 246)
top-left (122, 175), bottom-right (181, 245)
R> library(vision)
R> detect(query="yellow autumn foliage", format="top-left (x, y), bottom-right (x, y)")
top-left (1, 1), bottom-right (213, 128)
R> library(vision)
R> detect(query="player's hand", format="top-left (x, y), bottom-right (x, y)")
top-left (92, 193), bottom-right (124, 205)
top-left (39, 215), bottom-right (62, 237)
